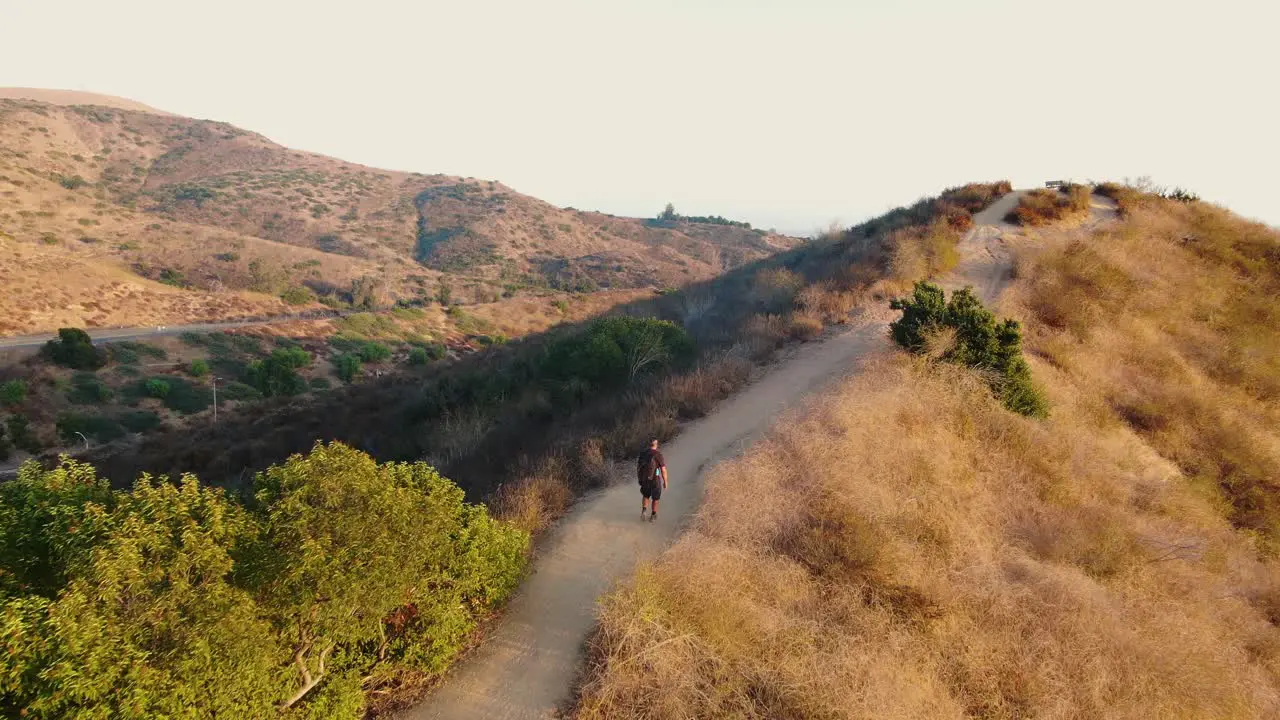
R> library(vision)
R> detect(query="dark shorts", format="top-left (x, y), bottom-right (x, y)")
top-left (640, 480), bottom-right (663, 501)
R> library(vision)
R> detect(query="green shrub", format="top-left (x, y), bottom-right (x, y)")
top-left (5, 415), bottom-right (39, 454)
top-left (132, 376), bottom-right (211, 415)
top-left (145, 378), bottom-right (171, 399)
top-left (0, 379), bottom-right (27, 406)
top-left (218, 381), bottom-right (262, 403)
top-left (247, 348), bottom-right (311, 398)
top-left (0, 461), bottom-right (284, 717)
top-left (68, 373), bottom-right (113, 404)
top-left (43, 328), bottom-right (106, 370)
top-left (57, 174), bottom-right (88, 190)
top-left (115, 341), bottom-right (167, 360)
top-left (890, 282), bottom-right (1048, 417)
top-left (189, 358), bottom-right (210, 377)
top-left (0, 444), bottom-right (527, 717)
top-left (542, 317), bottom-right (694, 394)
top-left (308, 377), bottom-right (332, 391)
top-left (244, 442), bottom-right (527, 707)
top-left (334, 354), bottom-right (361, 383)
top-left (118, 410), bottom-right (161, 433)
top-left (357, 341), bottom-right (391, 363)
top-left (0, 423), bottom-right (8, 462)
top-left (55, 413), bottom-right (125, 444)
top-left (280, 286), bottom-right (316, 306)
top-left (408, 346), bottom-right (429, 365)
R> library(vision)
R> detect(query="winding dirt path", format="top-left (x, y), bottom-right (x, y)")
top-left (399, 191), bottom-right (1085, 720)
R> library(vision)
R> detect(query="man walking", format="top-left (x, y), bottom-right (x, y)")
top-left (637, 439), bottom-right (668, 522)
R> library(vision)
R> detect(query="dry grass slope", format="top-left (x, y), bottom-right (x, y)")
top-left (574, 190), bottom-right (1280, 719)
top-left (0, 93), bottom-right (799, 334)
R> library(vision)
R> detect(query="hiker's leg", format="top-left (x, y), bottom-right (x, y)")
top-left (651, 498), bottom-right (659, 515)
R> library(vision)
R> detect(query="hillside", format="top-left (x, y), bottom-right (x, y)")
top-left (0, 90), bottom-right (799, 335)
top-left (0, 181), bottom-right (1015, 718)
top-left (575, 186), bottom-right (1280, 718)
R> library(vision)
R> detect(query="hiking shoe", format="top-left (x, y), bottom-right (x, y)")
top-left (649, 512), bottom-right (657, 523)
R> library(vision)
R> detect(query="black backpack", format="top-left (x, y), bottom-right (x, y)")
top-left (637, 450), bottom-right (658, 484)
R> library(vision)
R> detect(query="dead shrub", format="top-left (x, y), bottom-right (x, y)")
top-left (787, 312), bottom-right (824, 341)
top-left (492, 464), bottom-right (573, 533)
top-left (742, 313), bottom-right (788, 360)
top-left (661, 354), bottom-right (753, 419)
top-left (1008, 187), bottom-right (1092, 226)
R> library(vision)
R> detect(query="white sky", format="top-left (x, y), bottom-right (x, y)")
top-left (3, 0), bottom-right (1276, 233)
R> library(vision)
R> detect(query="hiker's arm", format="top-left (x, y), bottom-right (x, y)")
top-left (661, 465), bottom-right (668, 487)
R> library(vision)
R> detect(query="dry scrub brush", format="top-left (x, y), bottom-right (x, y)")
top-left (1007, 186), bottom-right (1092, 226)
top-left (575, 192), bottom-right (1280, 719)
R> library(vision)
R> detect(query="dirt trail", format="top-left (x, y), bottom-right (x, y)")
top-left (399, 191), bottom-right (1102, 720)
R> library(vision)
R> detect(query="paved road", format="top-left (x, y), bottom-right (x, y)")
top-left (0, 313), bottom-right (341, 350)
top-left (398, 193), bottom-right (1034, 720)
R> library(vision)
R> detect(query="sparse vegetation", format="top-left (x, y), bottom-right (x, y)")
top-left (57, 174), bottom-right (87, 190)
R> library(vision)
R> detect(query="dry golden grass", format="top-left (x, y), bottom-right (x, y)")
top-left (574, 195), bottom-right (1280, 719)
top-left (1008, 186), bottom-right (1092, 227)
top-left (886, 219), bottom-right (963, 293)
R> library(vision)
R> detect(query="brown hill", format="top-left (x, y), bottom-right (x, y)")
top-left (0, 92), bottom-right (799, 335)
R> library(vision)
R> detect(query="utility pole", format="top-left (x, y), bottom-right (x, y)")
top-left (212, 376), bottom-right (220, 424)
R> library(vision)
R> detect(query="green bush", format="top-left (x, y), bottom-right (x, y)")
top-left (43, 328), bottom-right (106, 370)
top-left (334, 354), bottom-right (361, 383)
top-left (119, 409), bottom-right (161, 433)
top-left (145, 377), bottom-right (212, 415)
top-left (5, 415), bottom-right (39, 454)
top-left (244, 443), bottom-right (527, 707)
top-left (145, 378), bottom-right (171, 399)
top-left (57, 174), bottom-right (88, 190)
top-left (357, 341), bottom-right (391, 363)
top-left (247, 348), bottom-right (311, 398)
top-left (1, 379), bottom-right (28, 406)
top-left (113, 341), bottom-right (167, 361)
top-left (0, 444), bottom-right (529, 716)
top-left (281, 286), bottom-right (316, 306)
top-left (0, 462), bottom-right (283, 717)
top-left (189, 358), bottom-right (210, 377)
top-left (309, 377), bottom-right (331, 391)
top-left (218, 381), bottom-right (262, 403)
top-left (890, 282), bottom-right (1049, 417)
top-left (542, 316), bottom-right (694, 394)
top-left (0, 423), bottom-right (8, 462)
top-left (55, 413), bottom-right (126, 444)
top-left (408, 346), bottom-right (429, 365)
top-left (68, 373), bottom-right (113, 404)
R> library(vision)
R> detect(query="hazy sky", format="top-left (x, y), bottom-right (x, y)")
top-left (3, 0), bottom-right (1276, 233)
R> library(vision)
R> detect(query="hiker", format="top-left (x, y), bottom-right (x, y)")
top-left (637, 439), bottom-right (668, 522)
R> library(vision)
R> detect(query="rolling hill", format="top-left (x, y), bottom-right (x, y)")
top-left (0, 89), bottom-right (799, 335)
